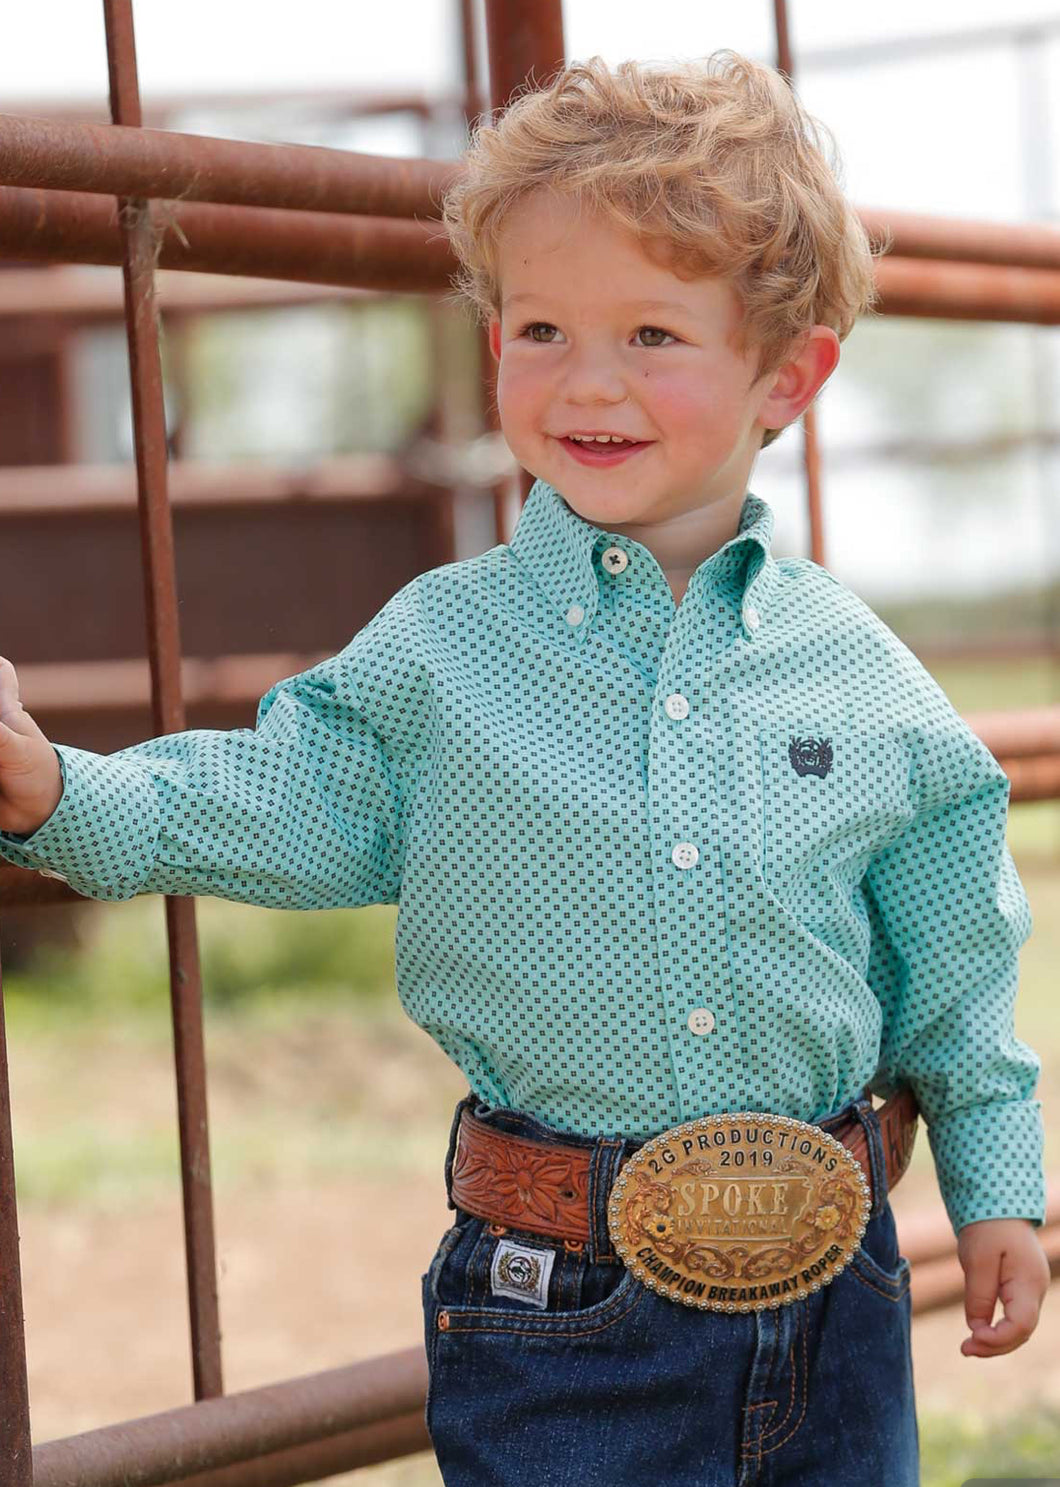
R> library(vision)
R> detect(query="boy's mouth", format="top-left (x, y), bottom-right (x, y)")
top-left (558, 435), bottom-right (652, 467)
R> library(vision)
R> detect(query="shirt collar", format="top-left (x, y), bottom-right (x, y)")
top-left (508, 477), bottom-right (780, 645)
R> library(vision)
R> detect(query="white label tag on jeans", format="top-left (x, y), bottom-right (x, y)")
top-left (490, 1238), bottom-right (556, 1308)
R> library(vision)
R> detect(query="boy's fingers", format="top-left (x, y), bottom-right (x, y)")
top-left (962, 1253), bottom-right (1000, 1336)
top-left (0, 656), bottom-right (23, 718)
top-left (962, 1282), bottom-right (1041, 1356)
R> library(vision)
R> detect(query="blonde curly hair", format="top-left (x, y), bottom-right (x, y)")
top-left (440, 50), bottom-right (888, 449)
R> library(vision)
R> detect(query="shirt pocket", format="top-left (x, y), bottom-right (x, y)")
top-left (757, 726), bottom-right (913, 894)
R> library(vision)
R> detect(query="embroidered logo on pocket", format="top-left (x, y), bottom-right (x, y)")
top-left (490, 1239), bottom-right (556, 1308)
top-left (788, 736), bottom-right (833, 778)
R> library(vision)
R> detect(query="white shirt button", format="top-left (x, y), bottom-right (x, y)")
top-left (743, 604), bottom-right (760, 632)
top-left (672, 842), bottom-right (699, 869)
top-left (566, 604), bottom-right (585, 627)
top-left (601, 546), bottom-right (629, 575)
top-left (687, 1008), bottom-right (716, 1036)
top-left (39, 867), bottom-right (67, 882)
top-left (665, 693), bottom-right (690, 720)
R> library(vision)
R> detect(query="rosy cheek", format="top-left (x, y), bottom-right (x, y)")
top-left (653, 383), bottom-right (712, 428)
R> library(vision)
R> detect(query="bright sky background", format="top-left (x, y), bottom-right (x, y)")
top-left (3, 1), bottom-right (1060, 601)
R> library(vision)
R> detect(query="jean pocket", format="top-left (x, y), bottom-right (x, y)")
top-left (758, 725), bottom-right (912, 894)
top-left (844, 1202), bottom-right (911, 1301)
top-left (425, 1214), bottom-right (642, 1336)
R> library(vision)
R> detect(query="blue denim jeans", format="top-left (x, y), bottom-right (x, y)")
top-left (421, 1091), bottom-right (919, 1486)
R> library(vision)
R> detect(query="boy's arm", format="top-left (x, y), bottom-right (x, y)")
top-left (0, 648), bottom-right (403, 910)
top-left (860, 716), bottom-right (1045, 1241)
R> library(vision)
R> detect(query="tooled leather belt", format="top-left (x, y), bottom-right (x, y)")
top-left (449, 1085), bottom-right (920, 1245)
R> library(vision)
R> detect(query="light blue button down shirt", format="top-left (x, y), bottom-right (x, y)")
top-left (0, 479), bottom-right (1045, 1237)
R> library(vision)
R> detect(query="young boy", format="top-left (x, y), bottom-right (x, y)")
top-left (0, 49), bottom-right (1050, 1486)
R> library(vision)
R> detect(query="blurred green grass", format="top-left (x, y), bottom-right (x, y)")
top-left (918, 1402), bottom-right (1060, 1484)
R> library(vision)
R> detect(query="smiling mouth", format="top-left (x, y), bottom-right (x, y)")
top-left (557, 435), bottom-right (652, 464)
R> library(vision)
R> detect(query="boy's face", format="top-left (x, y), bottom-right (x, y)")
top-left (487, 190), bottom-right (836, 533)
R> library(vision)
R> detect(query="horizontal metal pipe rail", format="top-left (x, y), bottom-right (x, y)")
top-left (30, 1348), bottom-right (431, 1487)
top-left (0, 112), bottom-right (459, 218)
top-left (0, 185), bottom-right (453, 290)
top-left (876, 255), bottom-right (1060, 323)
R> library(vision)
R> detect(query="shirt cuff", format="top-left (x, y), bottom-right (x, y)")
top-left (925, 1097), bottom-right (1046, 1237)
top-left (0, 743), bottom-right (160, 901)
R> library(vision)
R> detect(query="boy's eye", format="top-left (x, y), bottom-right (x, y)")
top-left (517, 322), bottom-right (676, 347)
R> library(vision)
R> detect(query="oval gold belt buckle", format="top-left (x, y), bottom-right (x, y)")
top-left (606, 1111), bottom-right (871, 1313)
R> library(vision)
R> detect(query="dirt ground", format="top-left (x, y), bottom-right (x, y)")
top-left (9, 999), bottom-right (1060, 1485)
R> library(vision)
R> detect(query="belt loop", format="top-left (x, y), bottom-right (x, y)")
top-left (853, 1095), bottom-right (888, 1218)
top-left (586, 1139), bottom-right (624, 1263)
top-left (444, 1089), bottom-right (478, 1212)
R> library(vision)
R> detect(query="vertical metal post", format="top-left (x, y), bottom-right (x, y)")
top-left (102, 0), bottom-right (224, 1400)
top-left (774, 0), bottom-right (827, 566)
top-left (0, 958), bottom-right (32, 1485)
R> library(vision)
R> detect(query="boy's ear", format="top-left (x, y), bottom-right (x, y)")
top-left (756, 327), bottom-right (841, 431)
top-left (487, 315), bottom-right (502, 364)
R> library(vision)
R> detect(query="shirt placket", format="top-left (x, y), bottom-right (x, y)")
top-left (643, 588), bottom-right (738, 1122)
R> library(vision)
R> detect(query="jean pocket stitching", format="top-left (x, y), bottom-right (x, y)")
top-left (438, 1267), bottom-right (643, 1336)
top-left (846, 1249), bottom-right (911, 1300)
top-left (746, 1308), bottom-right (810, 1454)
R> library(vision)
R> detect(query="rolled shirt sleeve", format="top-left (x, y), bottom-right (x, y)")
top-left (860, 709), bottom-right (1045, 1237)
top-left (0, 646), bottom-right (403, 910)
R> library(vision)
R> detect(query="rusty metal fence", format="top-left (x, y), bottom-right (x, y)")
top-left (2, 1), bottom-right (1060, 1482)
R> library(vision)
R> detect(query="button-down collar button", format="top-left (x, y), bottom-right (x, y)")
top-left (742, 603), bottom-right (760, 632)
top-left (39, 867), bottom-right (67, 882)
top-left (687, 1008), bottom-right (716, 1036)
top-left (601, 545), bottom-right (629, 575)
top-left (566, 603), bottom-right (585, 627)
top-left (671, 842), bottom-right (699, 869)
top-left (665, 693), bottom-right (690, 720)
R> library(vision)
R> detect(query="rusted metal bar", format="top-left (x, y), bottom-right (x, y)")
top-left (483, 0), bottom-right (565, 113)
top-left (875, 254), bottom-right (1060, 322)
top-left (0, 111), bottom-right (460, 219)
top-left (0, 969), bottom-right (32, 1483)
top-left (0, 185), bottom-right (453, 290)
top-left (103, 0), bottom-right (223, 1402)
top-left (30, 1347), bottom-right (429, 1487)
top-left (166, 1411), bottom-right (432, 1487)
top-left (860, 205), bottom-right (1060, 272)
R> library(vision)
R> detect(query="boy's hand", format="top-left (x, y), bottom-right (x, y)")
top-left (957, 1217), bottom-right (1051, 1356)
top-left (0, 656), bottom-right (64, 836)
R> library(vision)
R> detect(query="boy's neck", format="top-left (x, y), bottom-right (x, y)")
top-left (599, 489), bottom-right (746, 604)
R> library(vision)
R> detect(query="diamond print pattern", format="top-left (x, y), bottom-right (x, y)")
top-left (0, 478), bottom-right (1044, 1237)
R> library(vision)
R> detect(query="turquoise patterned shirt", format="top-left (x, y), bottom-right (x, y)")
top-left (0, 479), bottom-right (1045, 1237)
